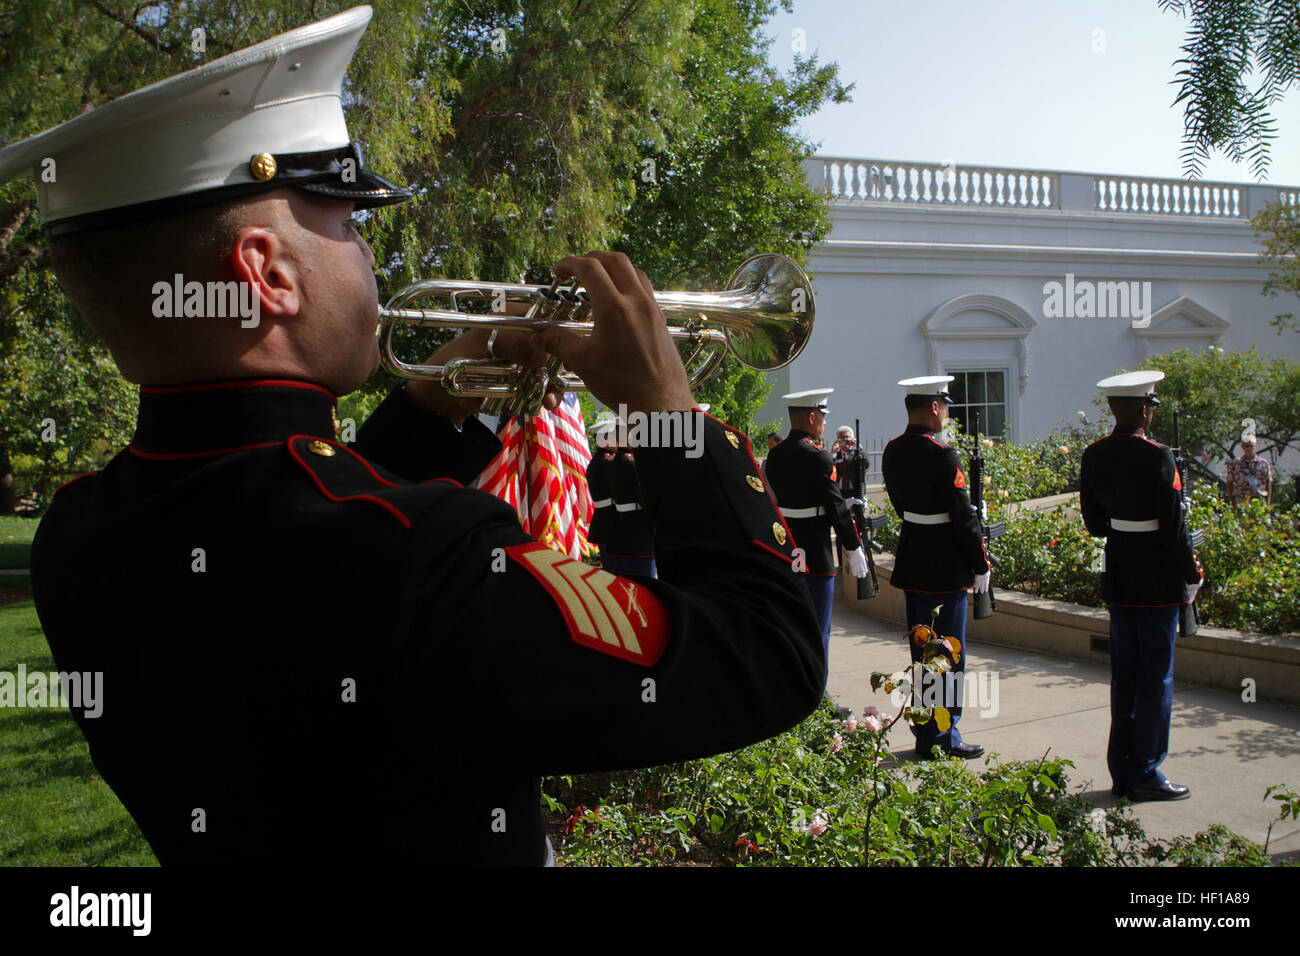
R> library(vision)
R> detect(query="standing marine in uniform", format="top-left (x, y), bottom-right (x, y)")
top-left (585, 417), bottom-right (620, 563)
top-left (5, 7), bottom-right (825, 865)
top-left (764, 389), bottom-right (870, 715)
top-left (605, 420), bottom-right (657, 578)
top-left (1080, 371), bottom-right (1202, 801)
top-left (880, 376), bottom-right (988, 759)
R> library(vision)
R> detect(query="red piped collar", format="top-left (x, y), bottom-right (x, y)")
top-left (130, 378), bottom-right (337, 457)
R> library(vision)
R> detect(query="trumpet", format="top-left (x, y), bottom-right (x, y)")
top-left (377, 254), bottom-right (815, 416)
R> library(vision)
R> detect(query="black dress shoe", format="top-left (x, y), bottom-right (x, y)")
top-left (917, 741), bottom-right (984, 760)
top-left (832, 705), bottom-right (852, 718)
top-left (1127, 781), bottom-right (1190, 802)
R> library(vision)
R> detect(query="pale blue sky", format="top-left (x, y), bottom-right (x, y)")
top-left (765, 0), bottom-right (1300, 186)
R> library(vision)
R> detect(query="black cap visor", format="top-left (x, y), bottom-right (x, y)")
top-left (44, 142), bottom-right (410, 237)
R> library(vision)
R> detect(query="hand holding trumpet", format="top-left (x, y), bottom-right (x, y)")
top-left (542, 251), bottom-right (695, 415)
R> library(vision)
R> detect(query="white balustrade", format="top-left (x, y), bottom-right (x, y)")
top-left (1093, 176), bottom-right (1243, 217)
top-left (813, 156), bottom-right (1296, 218)
top-left (817, 157), bottom-right (1058, 209)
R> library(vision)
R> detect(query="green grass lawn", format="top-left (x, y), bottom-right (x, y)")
top-left (0, 596), bottom-right (156, 865)
top-left (0, 515), bottom-right (37, 572)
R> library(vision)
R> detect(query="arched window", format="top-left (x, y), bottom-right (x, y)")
top-left (920, 294), bottom-right (1037, 441)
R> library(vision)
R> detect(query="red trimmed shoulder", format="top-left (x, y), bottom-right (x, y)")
top-left (506, 541), bottom-right (669, 666)
top-left (287, 435), bottom-right (431, 530)
top-left (54, 471), bottom-right (99, 495)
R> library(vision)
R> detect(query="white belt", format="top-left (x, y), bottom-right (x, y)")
top-left (781, 506), bottom-right (826, 519)
top-left (903, 511), bottom-right (950, 525)
top-left (1110, 518), bottom-right (1159, 532)
top-left (593, 498), bottom-right (613, 509)
top-left (614, 502), bottom-right (643, 512)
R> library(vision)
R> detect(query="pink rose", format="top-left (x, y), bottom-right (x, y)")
top-left (862, 705), bottom-right (881, 718)
top-left (844, 715), bottom-right (858, 733)
top-left (864, 714), bottom-right (883, 733)
top-left (830, 733), bottom-right (843, 753)
top-left (803, 812), bottom-right (829, 836)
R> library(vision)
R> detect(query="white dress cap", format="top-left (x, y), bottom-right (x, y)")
top-left (0, 5), bottom-right (409, 235)
top-left (1096, 370), bottom-right (1165, 399)
top-left (897, 375), bottom-right (955, 399)
top-left (783, 388), bottom-right (833, 412)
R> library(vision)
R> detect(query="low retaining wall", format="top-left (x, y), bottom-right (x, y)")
top-left (840, 553), bottom-right (1300, 705)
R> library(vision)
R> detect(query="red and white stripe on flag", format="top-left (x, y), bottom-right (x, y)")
top-left (475, 393), bottom-right (594, 559)
top-left (477, 416), bottom-right (528, 530)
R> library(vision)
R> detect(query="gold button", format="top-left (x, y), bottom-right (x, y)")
top-left (307, 440), bottom-right (335, 457)
top-left (725, 432), bottom-right (740, 449)
top-left (250, 152), bottom-right (277, 181)
top-left (772, 522), bottom-right (787, 546)
top-left (746, 475), bottom-right (765, 492)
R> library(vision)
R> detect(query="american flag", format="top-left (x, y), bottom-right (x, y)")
top-left (476, 393), bottom-right (594, 559)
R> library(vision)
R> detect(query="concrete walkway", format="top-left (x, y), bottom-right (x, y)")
top-left (825, 597), bottom-right (1300, 860)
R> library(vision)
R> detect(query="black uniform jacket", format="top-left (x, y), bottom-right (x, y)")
top-left (610, 449), bottom-right (654, 557)
top-left (31, 380), bottom-right (822, 866)
top-left (764, 430), bottom-right (860, 575)
top-left (1079, 426), bottom-right (1202, 607)
top-left (881, 424), bottom-right (989, 592)
top-left (585, 450), bottom-right (617, 551)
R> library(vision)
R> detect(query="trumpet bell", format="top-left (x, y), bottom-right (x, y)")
top-left (721, 254), bottom-right (816, 371)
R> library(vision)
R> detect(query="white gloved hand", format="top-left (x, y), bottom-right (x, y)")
top-left (973, 570), bottom-right (991, 594)
top-left (1181, 497), bottom-right (1191, 515)
top-left (845, 497), bottom-right (865, 509)
top-left (846, 547), bottom-right (869, 579)
top-left (1186, 577), bottom-right (1203, 604)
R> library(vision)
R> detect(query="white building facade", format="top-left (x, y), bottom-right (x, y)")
top-left (762, 157), bottom-right (1300, 454)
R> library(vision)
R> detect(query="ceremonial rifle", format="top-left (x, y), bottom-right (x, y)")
top-left (969, 410), bottom-right (1006, 620)
top-left (1172, 410), bottom-right (1204, 637)
top-left (849, 417), bottom-right (884, 599)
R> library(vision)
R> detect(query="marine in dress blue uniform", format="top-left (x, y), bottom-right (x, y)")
top-left (763, 389), bottom-right (868, 709)
top-left (5, 7), bottom-right (825, 865)
top-left (585, 416), bottom-right (656, 578)
top-left (585, 419), bottom-right (620, 559)
top-left (1080, 371), bottom-right (1202, 801)
top-left (880, 376), bottom-right (989, 759)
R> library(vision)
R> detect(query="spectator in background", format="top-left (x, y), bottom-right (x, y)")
top-left (831, 426), bottom-right (857, 499)
top-left (1226, 431), bottom-right (1272, 506)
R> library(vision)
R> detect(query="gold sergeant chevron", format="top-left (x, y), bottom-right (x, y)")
top-left (506, 543), bottom-right (669, 666)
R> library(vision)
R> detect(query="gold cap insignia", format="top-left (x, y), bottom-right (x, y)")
top-left (250, 152), bottom-right (278, 181)
top-left (746, 475), bottom-right (765, 493)
top-left (307, 440), bottom-right (335, 457)
top-left (772, 522), bottom-right (787, 546)
top-left (725, 432), bottom-right (740, 449)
